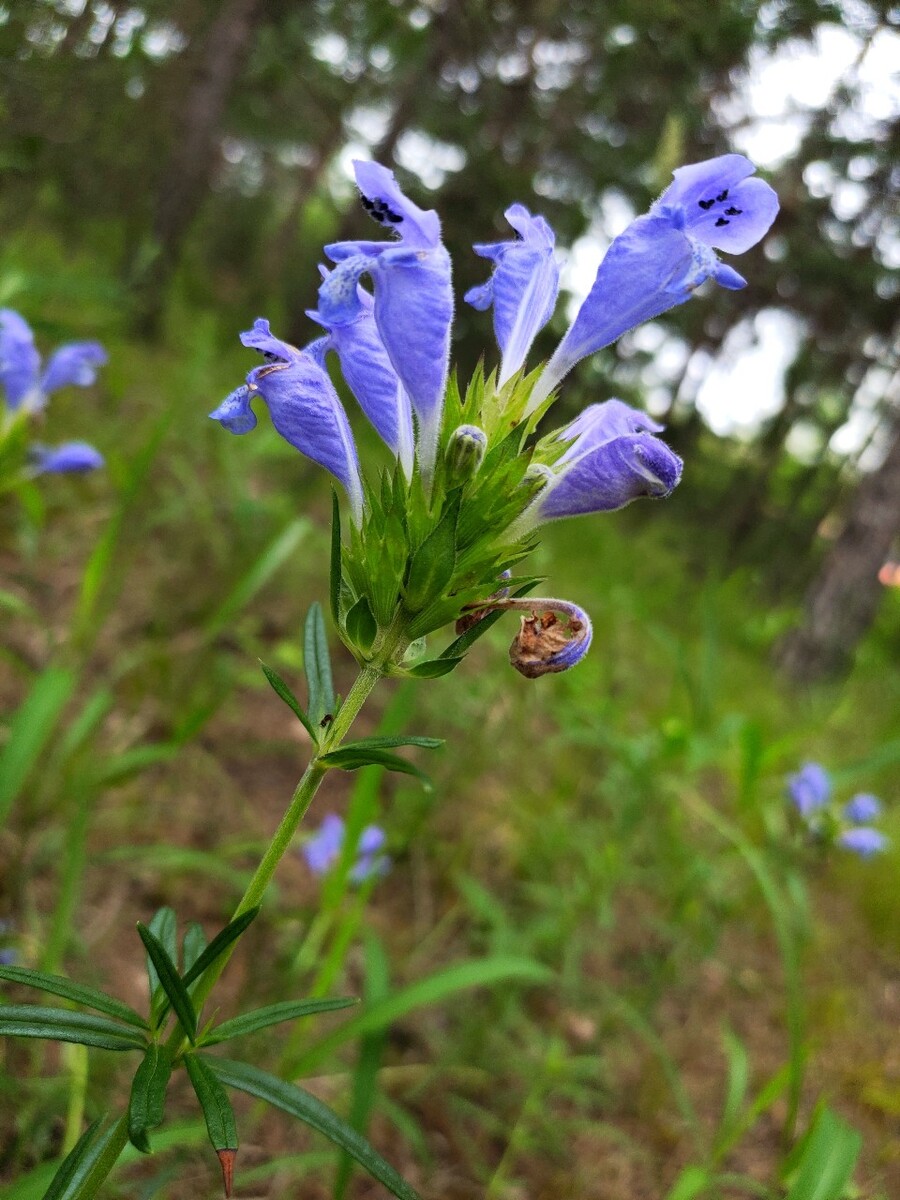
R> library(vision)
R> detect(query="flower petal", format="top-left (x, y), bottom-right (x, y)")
top-left (657, 156), bottom-right (779, 254)
top-left (209, 386), bottom-right (258, 434)
top-left (309, 280), bottom-right (415, 477)
top-left (533, 214), bottom-right (696, 404)
top-left (30, 441), bottom-right (104, 474)
top-left (40, 341), bottom-right (107, 396)
top-left (0, 309), bottom-right (41, 410)
top-left (248, 354), bottom-right (364, 525)
top-left (353, 159), bottom-right (441, 249)
top-left (555, 400), bottom-right (664, 464)
top-left (536, 432), bottom-right (683, 520)
top-left (240, 318), bottom-right (300, 362)
top-left (468, 204), bottom-right (559, 385)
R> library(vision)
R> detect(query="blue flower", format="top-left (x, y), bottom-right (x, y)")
top-left (0, 949), bottom-right (16, 966)
top-left (210, 319), bottom-right (364, 525)
top-left (528, 155), bottom-right (778, 410)
top-left (0, 309), bottom-right (105, 472)
top-left (844, 793), bottom-right (882, 824)
top-left (30, 442), bottom-right (105, 475)
top-left (511, 400), bottom-right (682, 532)
top-left (837, 827), bottom-right (888, 858)
top-left (306, 270), bottom-right (415, 478)
top-left (465, 204), bottom-right (560, 386)
top-left (302, 813), bottom-right (390, 882)
top-left (318, 161), bottom-right (453, 479)
top-left (787, 762), bottom-right (832, 817)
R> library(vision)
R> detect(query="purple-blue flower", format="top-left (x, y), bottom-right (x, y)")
top-left (511, 400), bottom-right (682, 531)
top-left (210, 319), bottom-right (364, 525)
top-left (0, 309), bottom-right (105, 472)
top-left (318, 161), bottom-right (453, 479)
top-left (0, 309), bottom-right (107, 413)
top-left (302, 813), bottom-right (390, 882)
top-left (528, 154), bottom-right (778, 409)
top-left (844, 793), bottom-right (882, 824)
top-left (787, 762), bottom-right (832, 818)
top-left (465, 204), bottom-right (559, 387)
top-left (837, 827), bottom-right (888, 858)
top-left (307, 272), bottom-right (415, 478)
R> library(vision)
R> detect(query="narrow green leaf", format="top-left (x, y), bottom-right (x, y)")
top-left (136, 924), bottom-right (197, 1043)
top-left (336, 736), bottom-right (443, 752)
top-left (41, 1117), bottom-right (119, 1200)
top-left (128, 1044), bottom-right (173, 1153)
top-left (145, 907), bottom-right (178, 999)
top-left (182, 923), bottom-right (208, 975)
top-left (0, 966), bottom-right (147, 1029)
top-left (719, 1027), bottom-right (751, 1144)
top-left (208, 1058), bottom-right (421, 1200)
top-left (304, 601), bottom-right (335, 727)
top-left (406, 657), bottom-right (464, 679)
top-left (345, 595), bottom-right (378, 655)
top-left (181, 908), bottom-right (260, 990)
top-left (184, 1054), bottom-right (239, 1150)
top-left (0, 1005), bottom-right (146, 1052)
top-left (785, 1107), bottom-right (862, 1200)
top-left (202, 997), bottom-right (358, 1046)
top-left (329, 489), bottom-right (342, 625)
top-left (318, 747), bottom-right (432, 789)
top-left (260, 661), bottom-right (317, 742)
top-left (0, 665), bottom-right (77, 823)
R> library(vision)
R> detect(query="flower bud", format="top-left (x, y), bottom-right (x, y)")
top-left (446, 424), bottom-right (487, 482)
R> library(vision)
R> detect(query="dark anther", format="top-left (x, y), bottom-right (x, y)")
top-left (262, 351), bottom-right (282, 363)
top-left (716, 189), bottom-right (729, 202)
top-left (360, 196), bottom-right (374, 210)
top-left (385, 211), bottom-right (403, 223)
top-left (715, 217), bottom-right (729, 227)
top-left (698, 198), bottom-right (715, 210)
top-left (725, 206), bottom-right (742, 216)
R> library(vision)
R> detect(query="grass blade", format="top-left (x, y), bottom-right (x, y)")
top-left (0, 665), bottom-right (77, 823)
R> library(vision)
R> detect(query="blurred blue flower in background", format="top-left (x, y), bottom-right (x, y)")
top-left (0, 309), bottom-right (106, 474)
top-left (302, 813), bottom-right (390, 883)
top-left (837, 828), bottom-right (887, 858)
top-left (843, 793), bottom-right (882, 824)
top-left (787, 762), bottom-right (832, 817)
top-left (787, 765), bottom-right (888, 859)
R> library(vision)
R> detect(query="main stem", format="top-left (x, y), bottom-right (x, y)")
top-left (72, 665), bottom-right (384, 1200)
top-left (189, 663), bottom-right (382, 1015)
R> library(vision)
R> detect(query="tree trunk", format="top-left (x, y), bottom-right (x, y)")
top-left (132, 0), bottom-right (264, 333)
top-left (776, 412), bottom-right (900, 682)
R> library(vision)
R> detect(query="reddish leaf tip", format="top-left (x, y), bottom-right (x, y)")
top-left (217, 1148), bottom-right (236, 1197)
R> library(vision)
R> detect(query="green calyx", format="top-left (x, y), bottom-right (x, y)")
top-left (333, 366), bottom-right (548, 675)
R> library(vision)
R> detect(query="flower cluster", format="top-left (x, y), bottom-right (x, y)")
top-left (787, 762), bottom-right (888, 858)
top-left (302, 813), bottom-right (390, 883)
top-left (0, 309), bottom-right (106, 480)
top-left (213, 156), bottom-right (776, 677)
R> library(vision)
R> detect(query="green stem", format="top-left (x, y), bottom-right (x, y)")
top-left (179, 665), bottom-right (382, 1020)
